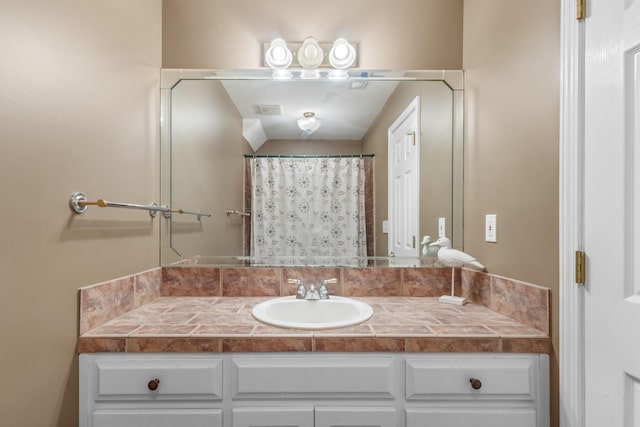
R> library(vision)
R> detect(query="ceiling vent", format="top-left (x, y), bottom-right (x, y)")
top-left (349, 80), bottom-right (369, 90)
top-left (256, 104), bottom-right (283, 116)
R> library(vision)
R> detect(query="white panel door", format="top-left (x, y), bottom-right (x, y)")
top-left (92, 409), bottom-right (222, 427)
top-left (584, 0), bottom-right (640, 425)
top-left (388, 96), bottom-right (420, 258)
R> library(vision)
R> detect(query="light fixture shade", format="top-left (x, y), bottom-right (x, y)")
top-left (297, 112), bottom-right (321, 133)
top-left (329, 38), bottom-right (356, 70)
top-left (297, 37), bottom-right (324, 69)
top-left (265, 38), bottom-right (292, 69)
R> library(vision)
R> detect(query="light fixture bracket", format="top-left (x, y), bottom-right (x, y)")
top-left (263, 41), bottom-right (358, 69)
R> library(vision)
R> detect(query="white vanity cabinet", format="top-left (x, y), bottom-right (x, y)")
top-left (79, 353), bottom-right (549, 427)
top-left (79, 355), bottom-right (224, 427)
top-left (404, 355), bottom-right (542, 427)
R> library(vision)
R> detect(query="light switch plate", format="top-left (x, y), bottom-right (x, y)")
top-left (485, 214), bottom-right (497, 242)
top-left (382, 220), bottom-right (389, 234)
top-left (438, 217), bottom-right (446, 238)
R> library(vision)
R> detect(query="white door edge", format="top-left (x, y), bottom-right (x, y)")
top-left (559, 0), bottom-right (586, 426)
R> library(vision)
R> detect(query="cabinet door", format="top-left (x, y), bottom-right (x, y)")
top-left (315, 407), bottom-right (396, 427)
top-left (232, 407), bottom-right (313, 427)
top-left (92, 409), bottom-right (222, 427)
top-left (405, 408), bottom-right (536, 427)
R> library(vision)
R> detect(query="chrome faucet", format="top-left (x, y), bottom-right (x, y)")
top-left (306, 283), bottom-right (321, 300)
top-left (290, 278), bottom-right (337, 300)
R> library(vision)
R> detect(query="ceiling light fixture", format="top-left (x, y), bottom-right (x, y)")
top-left (328, 38), bottom-right (356, 70)
top-left (264, 38), bottom-right (292, 69)
top-left (297, 112), bottom-right (321, 133)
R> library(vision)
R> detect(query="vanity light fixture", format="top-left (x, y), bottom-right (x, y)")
top-left (328, 38), bottom-right (356, 70)
top-left (297, 112), bottom-right (321, 133)
top-left (265, 38), bottom-right (293, 69)
top-left (264, 37), bottom-right (357, 72)
top-left (297, 37), bottom-right (324, 69)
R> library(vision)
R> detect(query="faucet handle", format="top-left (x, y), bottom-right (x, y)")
top-left (296, 284), bottom-right (307, 299)
top-left (319, 283), bottom-right (329, 299)
top-left (289, 279), bottom-right (306, 299)
top-left (319, 278), bottom-right (336, 299)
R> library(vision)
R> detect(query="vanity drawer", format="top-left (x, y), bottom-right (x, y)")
top-left (405, 356), bottom-right (536, 400)
top-left (94, 357), bottom-right (223, 401)
top-left (231, 356), bottom-right (395, 399)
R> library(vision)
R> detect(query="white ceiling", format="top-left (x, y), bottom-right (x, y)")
top-left (220, 79), bottom-right (400, 142)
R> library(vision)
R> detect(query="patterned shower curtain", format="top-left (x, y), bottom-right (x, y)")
top-left (250, 157), bottom-right (367, 265)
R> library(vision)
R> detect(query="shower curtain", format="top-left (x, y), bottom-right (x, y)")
top-left (250, 157), bottom-right (367, 265)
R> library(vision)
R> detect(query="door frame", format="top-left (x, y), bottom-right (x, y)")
top-left (559, 0), bottom-right (586, 426)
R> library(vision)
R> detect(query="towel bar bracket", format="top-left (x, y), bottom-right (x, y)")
top-left (69, 192), bottom-right (89, 214)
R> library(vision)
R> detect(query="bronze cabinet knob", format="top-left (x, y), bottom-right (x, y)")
top-left (469, 378), bottom-right (482, 390)
top-left (147, 378), bottom-right (160, 391)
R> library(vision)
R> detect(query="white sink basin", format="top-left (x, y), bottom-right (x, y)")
top-left (251, 296), bottom-right (373, 330)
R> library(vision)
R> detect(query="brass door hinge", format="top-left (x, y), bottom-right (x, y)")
top-left (577, 0), bottom-right (586, 20)
top-left (575, 251), bottom-right (586, 284)
top-left (406, 131), bottom-right (416, 146)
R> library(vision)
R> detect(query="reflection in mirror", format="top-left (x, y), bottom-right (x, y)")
top-left (160, 70), bottom-right (463, 267)
top-left (244, 155), bottom-right (373, 267)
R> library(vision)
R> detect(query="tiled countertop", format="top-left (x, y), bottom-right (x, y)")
top-left (77, 296), bottom-right (551, 354)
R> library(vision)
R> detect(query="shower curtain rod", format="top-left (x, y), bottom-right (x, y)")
top-left (244, 154), bottom-right (374, 159)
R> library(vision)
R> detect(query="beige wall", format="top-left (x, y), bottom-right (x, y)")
top-left (0, 1), bottom-right (162, 425)
top-left (462, 1), bottom-right (560, 426)
top-left (162, 0), bottom-right (463, 70)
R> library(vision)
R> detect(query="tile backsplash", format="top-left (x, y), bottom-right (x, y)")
top-left (79, 266), bottom-right (550, 335)
top-left (79, 268), bottom-right (161, 335)
top-left (461, 269), bottom-right (551, 335)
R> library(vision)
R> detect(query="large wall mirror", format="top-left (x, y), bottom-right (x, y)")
top-left (160, 69), bottom-right (463, 267)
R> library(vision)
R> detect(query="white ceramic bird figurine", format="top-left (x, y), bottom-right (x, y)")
top-left (420, 235), bottom-right (431, 256)
top-left (429, 237), bottom-right (485, 271)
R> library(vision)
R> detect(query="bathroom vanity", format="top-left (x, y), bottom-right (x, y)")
top-left (79, 352), bottom-right (548, 427)
top-left (77, 266), bottom-right (551, 427)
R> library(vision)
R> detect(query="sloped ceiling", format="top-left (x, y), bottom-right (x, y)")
top-left (220, 79), bottom-right (400, 141)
